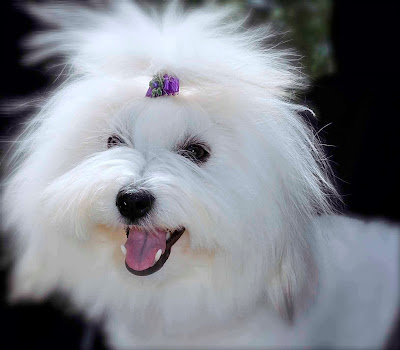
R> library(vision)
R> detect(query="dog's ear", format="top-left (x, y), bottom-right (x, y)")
top-left (267, 242), bottom-right (318, 322)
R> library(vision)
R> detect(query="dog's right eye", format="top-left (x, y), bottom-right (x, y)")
top-left (107, 135), bottom-right (124, 148)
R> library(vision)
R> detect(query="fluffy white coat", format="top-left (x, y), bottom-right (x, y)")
top-left (1, 1), bottom-right (399, 348)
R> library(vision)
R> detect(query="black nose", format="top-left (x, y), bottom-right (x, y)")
top-left (116, 190), bottom-right (155, 222)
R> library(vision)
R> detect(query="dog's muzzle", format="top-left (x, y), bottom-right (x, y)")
top-left (116, 188), bottom-right (185, 276)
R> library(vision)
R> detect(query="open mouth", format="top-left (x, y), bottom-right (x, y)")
top-left (122, 226), bottom-right (185, 276)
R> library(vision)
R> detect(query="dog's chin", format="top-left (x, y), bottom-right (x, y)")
top-left (122, 226), bottom-right (186, 276)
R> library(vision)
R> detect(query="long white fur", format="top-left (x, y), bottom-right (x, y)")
top-left (1, 1), bottom-right (398, 348)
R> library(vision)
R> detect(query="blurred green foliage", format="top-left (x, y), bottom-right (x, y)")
top-left (185, 0), bottom-right (335, 79)
top-left (269, 0), bottom-right (335, 78)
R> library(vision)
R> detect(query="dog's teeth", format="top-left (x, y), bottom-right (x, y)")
top-left (120, 245), bottom-right (127, 256)
top-left (166, 231), bottom-right (171, 240)
top-left (154, 249), bottom-right (162, 263)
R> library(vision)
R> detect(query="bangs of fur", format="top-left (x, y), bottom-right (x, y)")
top-left (24, 0), bottom-right (304, 93)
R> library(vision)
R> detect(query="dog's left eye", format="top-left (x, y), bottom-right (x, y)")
top-left (107, 134), bottom-right (124, 148)
top-left (180, 144), bottom-right (210, 164)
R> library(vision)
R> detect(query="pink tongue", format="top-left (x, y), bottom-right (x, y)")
top-left (125, 228), bottom-right (166, 271)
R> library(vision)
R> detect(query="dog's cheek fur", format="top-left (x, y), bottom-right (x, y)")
top-left (1, 80), bottom-right (142, 300)
top-left (42, 148), bottom-right (144, 238)
top-left (199, 98), bottom-right (327, 320)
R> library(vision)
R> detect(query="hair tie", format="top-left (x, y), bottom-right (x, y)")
top-left (146, 74), bottom-right (180, 98)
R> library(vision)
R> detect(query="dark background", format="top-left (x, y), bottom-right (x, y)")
top-left (0, 0), bottom-right (399, 349)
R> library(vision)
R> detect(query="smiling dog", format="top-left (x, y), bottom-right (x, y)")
top-left (1, 1), bottom-right (399, 348)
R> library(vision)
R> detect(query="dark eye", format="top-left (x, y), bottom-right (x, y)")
top-left (107, 134), bottom-right (124, 148)
top-left (181, 144), bottom-right (210, 164)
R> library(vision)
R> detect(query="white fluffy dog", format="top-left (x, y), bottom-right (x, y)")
top-left (1, 1), bottom-right (399, 348)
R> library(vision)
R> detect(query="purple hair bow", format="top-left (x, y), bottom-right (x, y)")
top-left (146, 74), bottom-right (180, 98)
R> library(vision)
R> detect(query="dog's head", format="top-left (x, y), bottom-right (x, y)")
top-left (2, 2), bottom-right (336, 323)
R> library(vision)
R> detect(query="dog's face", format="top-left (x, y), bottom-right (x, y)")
top-left (36, 80), bottom-right (282, 280)
top-left (2, 2), bottom-right (335, 326)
